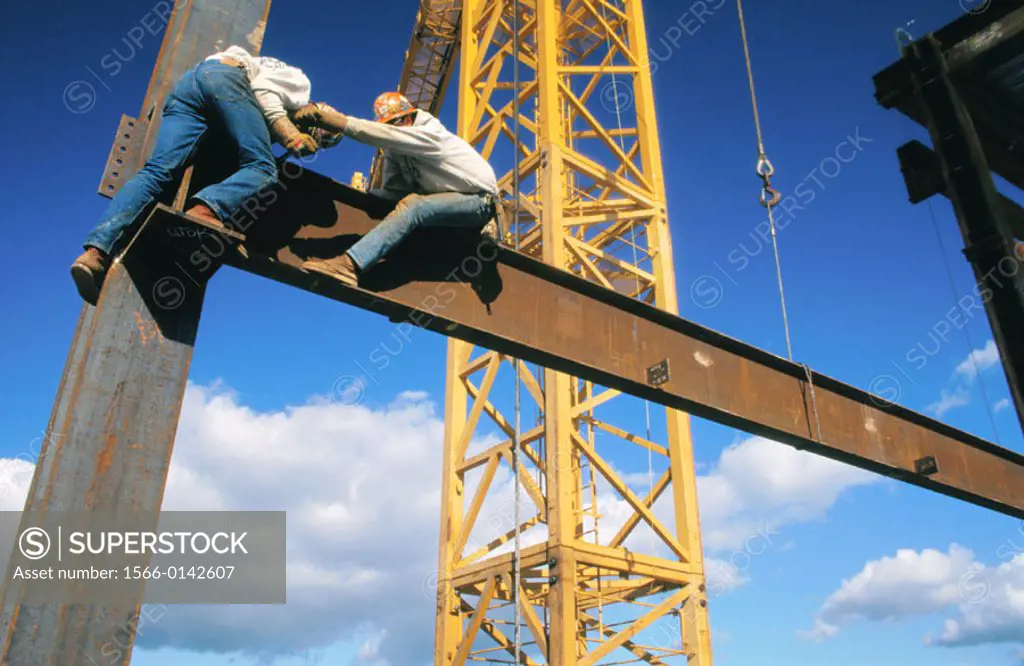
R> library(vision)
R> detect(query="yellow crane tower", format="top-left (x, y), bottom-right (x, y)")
top-left (387, 1), bottom-right (715, 663)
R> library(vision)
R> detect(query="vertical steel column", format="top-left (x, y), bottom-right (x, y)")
top-left (0, 1), bottom-right (271, 663)
top-left (904, 34), bottom-right (1024, 433)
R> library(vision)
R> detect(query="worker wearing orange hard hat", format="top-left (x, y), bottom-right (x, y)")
top-left (289, 91), bottom-right (503, 287)
top-left (69, 45), bottom-right (335, 305)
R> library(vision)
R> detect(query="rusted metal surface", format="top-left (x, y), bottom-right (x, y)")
top-left (135, 161), bottom-right (1024, 520)
top-left (897, 139), bottom-right (1024, 239)
top-left (98, 114), bottom-right (147, 199)
top-left (874, 1), bottom-right (1024, 191)
top-left (0, 0), bottom-right (272, 664)
top-left (901, 33), bottom-right (1024, 432)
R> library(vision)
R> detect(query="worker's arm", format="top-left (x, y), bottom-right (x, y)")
top-left (251, 59), bottom-right (319, 155)
top-left (342, 116), bottom-right (444, 158)
top-left (292, 103), bottom-right (444, 158)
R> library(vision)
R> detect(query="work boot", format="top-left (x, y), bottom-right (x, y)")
top-left (303, 252), bottom-right (360, 287)
top-left (184, 202), bottom-right (225, 229)
top-left (70, 247), bottom-right (110, 305)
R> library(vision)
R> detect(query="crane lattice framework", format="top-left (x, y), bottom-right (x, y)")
top-left (397, 0), bottom-right (713, 663)
top-left (3, 0), bottom-right (1023, 664)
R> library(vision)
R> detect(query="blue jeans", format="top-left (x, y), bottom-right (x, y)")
top-left (347, 191), bottom-right (496, 272)
top-left (83, 60), bottom-right (278, 256)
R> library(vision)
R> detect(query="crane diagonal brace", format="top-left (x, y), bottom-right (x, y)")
top-left (137, 162), bottom-right (1024, 521)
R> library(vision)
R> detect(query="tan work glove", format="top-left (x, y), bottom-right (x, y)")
top-left (270, 117), bottom-right (318, 157)
top-left (292, 102), bottom-right (348, 133)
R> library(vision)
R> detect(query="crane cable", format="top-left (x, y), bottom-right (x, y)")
top-left (736, 0), bottom-right (794, 360)
top-left (511, 0), bottom-right (524, 661)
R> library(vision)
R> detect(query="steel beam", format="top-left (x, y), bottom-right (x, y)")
top-left (0, 1), bottom-right (272, 664)
top-left (901, 33), bottom-right (1024, 434)
top-left (130, 163), bottom-right (1024, 521)
top-left (944, 4), bottom-right (1024, 73)
top-left (873, 0), bottom-right (1024, 191)
top-left (896, 139), bottom-right (1024, 240)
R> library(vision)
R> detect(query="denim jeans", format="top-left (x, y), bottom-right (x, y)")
top-left (347, 191), bottom-right (496, 272)
top-left (83, 60), bottom-right (278, 256)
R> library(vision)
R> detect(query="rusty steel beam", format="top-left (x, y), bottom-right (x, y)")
top-left (131, 159), bottom-right (1024, 521)
top-left (944, 3), bottom-right (1024, 73)
top-left (874, 0), bottom-right (1024, 191)
top-left (0, 1), bottom-right (272, 664)
top-left (901, 33), bottom-right (1024, 434)
top-left (897, 139), bottom-right (1024, 239)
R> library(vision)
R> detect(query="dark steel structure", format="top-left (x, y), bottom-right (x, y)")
top-left (141, 196), bottom-right (1024, 521)
top-left (874, 1), bottom-right (1024, 431)
top-left (0, 1), bottom-right (271, 664)
top-left (3, 0), bottom-right (1024, 663)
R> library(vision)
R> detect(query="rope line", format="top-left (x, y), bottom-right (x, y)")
top-left (510, 0), bottom-right (524, 661)
top-left (925, 199), bottom-right (1002, 444)
top-left (736, 0), bottom-right (794, 360)
top-left (801, 364), bottom-right (823, 444)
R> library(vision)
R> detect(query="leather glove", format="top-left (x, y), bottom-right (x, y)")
top-left (291, 102), bottom-right (348, 133)
top-left (291, 102), bottom-right (324, 132)
top-left (284, 133), bottom-right (319, 156)
top-left (271, 117), bottom-right (318, 156)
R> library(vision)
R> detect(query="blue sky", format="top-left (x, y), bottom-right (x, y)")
top-left (1, 0), bottom-right (1022, 665)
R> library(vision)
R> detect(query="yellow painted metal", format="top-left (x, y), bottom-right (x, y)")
top-left (370, 0), bottom-right (463, 190)
top-left (426, 0), bottom-right (713, 663)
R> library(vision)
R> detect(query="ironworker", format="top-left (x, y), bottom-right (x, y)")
top-left (70, 45), bottom-right (336, 305)
top-left (292, 92), bottom-right (503, 287)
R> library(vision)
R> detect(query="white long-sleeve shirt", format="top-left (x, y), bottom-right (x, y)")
top-left (205, 46), bottom-right (310, 125)
top-left (342, 110), bottom-right (498, 198)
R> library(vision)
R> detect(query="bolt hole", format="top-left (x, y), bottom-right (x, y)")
top-left (116, 159), bottom-right (123, 165)
top-left (120, 146), bottom-right (126, 152)
top-left (107, 185), bottom-right (114, 191)
top-left (112, 172), bottom-right (119, 178)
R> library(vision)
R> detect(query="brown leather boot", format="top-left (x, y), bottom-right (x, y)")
top-left (302, 252), bottom-right (360, 287)
top-left (184, 202), bottom-right (224, 229)
top-left (70, 247), bottom-right (110, 305)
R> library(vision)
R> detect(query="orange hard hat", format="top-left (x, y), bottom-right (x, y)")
top-left (373, 91), bottom-right (416, 124)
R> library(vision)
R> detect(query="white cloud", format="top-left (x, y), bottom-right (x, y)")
top-left (995, 399), bottom-right (1011, 413)
top-left (802, 543), bottom-right (1024, 653)
top-left (0, 385), bottom-right (887, 664)
top-left (927, 554), bottom-right (1024, 649)
top-left (923, 339), bottom-right (1006, 417)
top-left (797, 618), bottom-right (839, 642)
top-left (694, 436), bottom-right (879, 552)
top-left (704, 557), bottom-right (750, 596)
top-left (955, 340), bottom-right (1000, 382)
top-left (928, 386), bottom-right (972, 417)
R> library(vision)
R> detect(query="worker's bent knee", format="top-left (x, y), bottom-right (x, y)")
top-left (137, 161), bottom-right (177, 188)
top-left (394, 193), bottom-right (422, 211)
top-left (251, 158), bottom-right (278, 183)
top-left (256, 168), bottom-right (278, 190)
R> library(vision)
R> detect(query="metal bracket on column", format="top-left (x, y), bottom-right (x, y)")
top-left (98, 114), bottom-right (147, 199)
